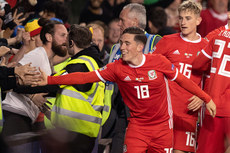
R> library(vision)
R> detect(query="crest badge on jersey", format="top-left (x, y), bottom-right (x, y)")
top-left (184, 53), bottom-right (193, 58)
top-left (148, 70), bottom-right (157, 80)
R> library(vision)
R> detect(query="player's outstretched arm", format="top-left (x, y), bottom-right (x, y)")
top-left (37, 68), bottom-right (101, 86)
top-left (175, 73), bottom-right (216, 117)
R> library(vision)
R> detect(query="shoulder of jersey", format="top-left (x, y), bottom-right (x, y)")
top-left (162, 33), bottom-right (178, 39)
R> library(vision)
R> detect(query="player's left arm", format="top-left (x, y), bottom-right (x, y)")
top-left (174, 73), bottom-right (216, 117)
top-left (159, 54), bottom-right (216, 117)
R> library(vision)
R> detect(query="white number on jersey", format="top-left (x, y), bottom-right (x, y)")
top-left (211, 39), bottom-right (230, 77)
top-left (134, 85), bottom-right (150, 99)
top-left (179, 62), bottom-right (192, 79)
top-left (185, 132), bottom-right (195, 147)
top-left (164, 148), bottom-right (173, 153)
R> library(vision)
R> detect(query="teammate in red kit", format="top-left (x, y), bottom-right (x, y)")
top-left (153, 1), bottom-right (207, 152)
top-left (37, 27), bottom-right (216, 153)
top-left (192, 29), bottom-right (230, 153)
top-left (205, 9), bottom-right (230, 41)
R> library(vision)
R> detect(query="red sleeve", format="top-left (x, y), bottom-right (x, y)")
top-left (175, 73), bottom-right (211, 104)
top-left (205, 27), bottom-right (222, 41)
top-left (157, 55), bottom-right (178, 80)
top-left (48, 62), bottom-right (118, 85)
top-left (48, 71), bottom-right (100, 85)
top-left (192, 39), bottom-right (213, 71)
top-left (96, 62), bottom-right (117, 82)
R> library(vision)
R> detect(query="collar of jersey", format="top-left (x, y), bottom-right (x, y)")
top-left (180, 32), bottom-right (201, 43)
top-left (128, 54), bottom-right (146, 68)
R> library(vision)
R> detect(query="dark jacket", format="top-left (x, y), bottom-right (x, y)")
top-left (14, 45), bottom-right (103, 94)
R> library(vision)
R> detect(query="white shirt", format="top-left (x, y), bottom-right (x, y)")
top-left (3, 47), bottom-right (52, 122)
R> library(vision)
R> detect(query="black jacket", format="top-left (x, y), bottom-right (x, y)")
top-left (14, 45), bottom-right (103, 95)
top-left (0, 66), bottom-right (17, 91)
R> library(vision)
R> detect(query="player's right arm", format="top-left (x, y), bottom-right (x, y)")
top-left (38, 62), bottom-right (117, 86)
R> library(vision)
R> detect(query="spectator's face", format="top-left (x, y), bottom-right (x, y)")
top-left (119, 8), bottom-right (137, 33)
top-left (51, 24), bottom-right (68, 57)
top-left (92, 28), bottom-right (104, 51)
top-left (40, 11), bottom-right (55, 20)
top-left (120, 33), bottom-right (143, 64)
top-left (90, 0), bottom-right (103, 9)
top-left (211, 0), bottom-right (228, 14)
top-left (108, 21), bottom-right (120, 44)
top-left (179, 10), bottom-right (201, 37)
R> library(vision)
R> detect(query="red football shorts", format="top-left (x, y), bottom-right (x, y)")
top-left (123, 123), bottom-right (173, 153)
top-left (196, 115), bottom-right (230, 153)
top-left (173, 116), bottom-right (197, 152)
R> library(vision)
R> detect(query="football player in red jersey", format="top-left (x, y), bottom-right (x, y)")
top-left (192, 29), bottom-right (230, 153)
top-left (153, 1), bottom-right (207, 153)
top-left (205, 8), bottom-right (230, 41)
top-left (37, 27), bottom-right (216, 153)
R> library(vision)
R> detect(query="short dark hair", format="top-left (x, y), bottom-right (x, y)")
top-left (38, 18), bottom-right (63, 44)
top-left (122, 27), bottom-right (147, 45)
top-left (43, 1), bottom-right (69, 23)
top-left (148, 7), bottom-right (167, 30)
top-left (69, 24), bottom-right (92, 49)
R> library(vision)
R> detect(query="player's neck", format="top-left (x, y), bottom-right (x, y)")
top-left (182, 32), bottom-right (199, 41)
top-left (128, 54), bottom-right (144, 66)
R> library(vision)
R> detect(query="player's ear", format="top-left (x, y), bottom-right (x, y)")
top-left (45, 33), bottom-right (52, 42)
top-left (137, 43), bottom-right (144, 52)
top-left (69, 40), bottom-right (74, 48)
top-left (196, 16), bottom-right (202, 26)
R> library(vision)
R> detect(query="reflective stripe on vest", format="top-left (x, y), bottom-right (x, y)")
top-left (53, 105), bottom-right (102, 124)
top-left (101, 83), bottom-right (113, 125)
top-left (144, 34), bottom-right (155, 54)
top-left (59, 88), bottom-right (103, 112)
top-left (52, 55), bottom-right (105, 137)
top-left (44, 59), bottom-right (70, 129)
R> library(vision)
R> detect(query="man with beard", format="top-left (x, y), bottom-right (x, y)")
top-left (36, 24), bottom-right (105, 153)
top-left (1, 18), bottom-right (68, 153)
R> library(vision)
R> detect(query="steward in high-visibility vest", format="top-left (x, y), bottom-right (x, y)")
top-left (44, 25), bottom-right (105, 153)
top-left (52, 54), bottom-right (105, 138)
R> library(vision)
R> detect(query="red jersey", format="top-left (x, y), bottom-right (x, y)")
top-left (96, 54), bottom-right (178, 130)
top-left (195, 30), bottom-right (230, 117)
top-left (205, 24), bottom-right (229, 41)
top-left (154, 33), bottom-right (208, 119)
top-left (198, 9), bottom-right (228, 37)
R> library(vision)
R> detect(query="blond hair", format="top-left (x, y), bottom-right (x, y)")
top-left (178, 0), bottom-right (202, 15)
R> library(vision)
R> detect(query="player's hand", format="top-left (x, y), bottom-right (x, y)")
top-left (187, 95), bottom-right (204, 111)
top-left (36, 68), bottom-right (48, 86)
top-left (206, 99), bottom-right (216, 118)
